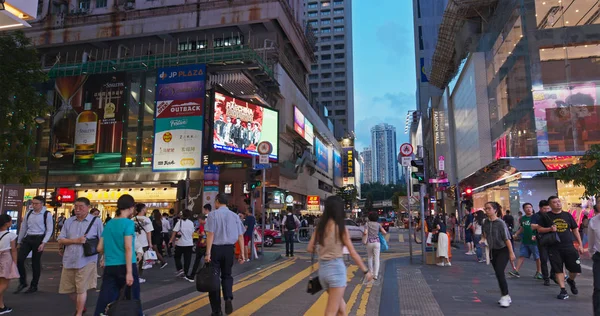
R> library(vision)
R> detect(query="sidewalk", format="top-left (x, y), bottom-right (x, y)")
top-left (381, 243), bottom-right (594, 315)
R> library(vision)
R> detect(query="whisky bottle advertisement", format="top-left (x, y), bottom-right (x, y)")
top-left (74, 102), bottom-right (98, 164)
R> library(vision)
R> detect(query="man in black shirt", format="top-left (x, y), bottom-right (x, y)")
top-left (537, 196), bottom-right (584, 300)
top-left (531, 200), bottom-right (556, 286)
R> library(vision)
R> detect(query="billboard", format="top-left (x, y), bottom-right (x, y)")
top-left (293, 106), bottom-right (314, 145)
top-left (212, 91), bottom-right (279, 161)
top-left (314, 137), bottom-right (329, 172)
top-left (342, 148), bottom-right (355, 177)
top-left (333, 150), bottom-right (342, 187)
top-left (307, 196), bottom-right (320, 211)
top-left (51, 73), bottom-right (126, 174)
top-left (153, 64), bottom-right (206, 171)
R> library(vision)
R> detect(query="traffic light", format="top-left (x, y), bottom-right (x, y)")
top-left (49, 191), bottom-right (62, 207)
top-left (411, 159), bottom-right (425, 183)
top-left (250, 181), bottom-right (262, 190)
top-left (463, 187), bottom-right (473, 200)
top-left (246, 169), bottom-right (262, 191)
top-left (176, 180), bottom-right (186, 200)
top-left (243, 193), bottom-right (251, 205)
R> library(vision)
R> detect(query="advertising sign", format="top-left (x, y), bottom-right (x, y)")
top-left (307, 196), bottom-right (320, 211)
top-left (333, 150), bottom-right (342, 187)
top-left (342, 148), bottom-right (355, 177)
top-left (0, 185), bottom-right (24, 213)
top-left (314, 138), bottom-right (329, 172)
top-left (51, 73), bottom-right (126, 174)
top-left (293, 106), bottom-right (314, 145)
top-left (213, 91), bottom-right (279, 161)
top-left (57, 188), bottom-right (76, 203)
top-left (202, 165), bottom-right (220, 211)
top-left (153, 64), bottom-right (206, 171)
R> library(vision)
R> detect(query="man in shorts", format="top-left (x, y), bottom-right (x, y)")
top-left (58, 197), bottom-right (103, 316)
top-left (537, 196), bottom-right (584, 300)
top-left (464, 207), bottom-right (475, 255)
top-left (509, 203), bottom-right (542, 279)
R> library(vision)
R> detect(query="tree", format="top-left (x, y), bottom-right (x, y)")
top-left (336, 185), bottom-right (358, 210)
top-left (555, 144), bottom-right (600, 199)
top-left (0, 31), bottom-right (50, 185)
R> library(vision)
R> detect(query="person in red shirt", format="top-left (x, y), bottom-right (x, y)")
top-left (188, 215), bottom-right (207, 279)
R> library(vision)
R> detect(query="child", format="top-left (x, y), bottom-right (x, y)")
top-left (0, 214), bottom-right (19, 314)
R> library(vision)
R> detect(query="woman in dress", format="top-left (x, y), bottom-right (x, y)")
top-left (0, 214), bottom-right (18, 314)
top-left (363, 212), bottom-right (387, 279)
top-left (434, 213), bottom-right (451, 267)
top-left (307, 196), bottom-right (373, 316)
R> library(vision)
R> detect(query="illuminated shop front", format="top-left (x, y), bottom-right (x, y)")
top-left (77, 187), bottom-right (177, 220)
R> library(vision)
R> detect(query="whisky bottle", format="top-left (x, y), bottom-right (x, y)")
top-left (74, 102), bottom-right (98, 164)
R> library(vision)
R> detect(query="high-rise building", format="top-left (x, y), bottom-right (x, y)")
top-left (371, 124), bottom-right (399, 185)
top-left (360, 148), bottom-right (372, 184)
top-left (304, 0), bottom-right (354, 139)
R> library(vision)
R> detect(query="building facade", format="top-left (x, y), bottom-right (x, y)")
top-left (370, 124), bottom-right (399, 185)
top-left (424, 0), bottom-right (600, 220)
top-left (6, 0), bottom-right (342, 224)
top-left (360, 147), bottom-right (372, 184)
top-left (304, 0), bottom-right (354, 139)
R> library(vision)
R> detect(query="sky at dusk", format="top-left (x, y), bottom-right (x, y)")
top-left (352, 0), bottom-right (416, 151)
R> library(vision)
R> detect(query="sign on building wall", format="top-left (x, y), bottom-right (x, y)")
top-left (307, 196), bottom-right (320, 211)
top-left (333, 150), bottom-right (342, 188)
top-left (342, 148), bottom-right (355, 177)
top-left (152, 64), bottom-right (206, 171)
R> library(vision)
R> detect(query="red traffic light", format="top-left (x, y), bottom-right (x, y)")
top-left (465, 188), bottom-right (472, 195)
top-left (56, 195), bottom-right (63, 202)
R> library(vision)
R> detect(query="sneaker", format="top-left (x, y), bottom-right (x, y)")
top-left (175, 270), bottom-right (185, 277)
top-left (183, 276), bottom-right (195, 283)
top-left (225, 299), bottom-right (233, 314)
top-left (498, 296), bottom-right (512, 304)
top-left (544, 279), bottom-right (550, 286)
top-left (436, 263), bottom-right (445, 266)
top-left (508, 270), bottom-right (520, 278)
top-left (142, 264), bottom-right (153, 270)
top-left (567, 279), bottom-right (578, 295)
top-left (499, 295), bottom-right (511, 308)
top-left (160, 262), bottom-right (169, 269)
top-left (465, 252), bottom-right (474, 255)
top-left (534, 272), bottom-right (543, 280)
top-left (97, 274), bottom-right (101, 278)
top-left (478, 258), bottom-right (486, 263)
top-left (138, 278), bottom-right (146, 284)
top-left (446, 262), bottom-right (452, 267)
top-left (0, 305), bottom-right (13, 314)
top-left (557, 289), bottom-right (569, 300)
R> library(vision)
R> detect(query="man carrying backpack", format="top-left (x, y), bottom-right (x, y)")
top-left (15, 195), bottom-right (54, 294)
top-left (281, 206), bottom-right (300, 257)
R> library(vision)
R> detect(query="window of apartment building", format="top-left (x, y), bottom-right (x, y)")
top-left (334, 72), bottom-right (345, 78)
top-left (321, 45), bottom-right (331, 51)
top-left (321, 63), bottom-right (332, 69)
top-left (334, 81), bottom-right (345, 87)
top-left (335, 110), bottom-right (346, 116)
top-left (334, 100), bottom-right (345, 106)
top-left (334, 17), bottom-right (344, 24)
top-left (321, 82), bottom-right (332, 88)
top-left (309, 74), bottom-right (319, 80)
top-left (308, 11), bottom-right (318, 17)
top-left (322, 73), bottom-right (332, 79)
top-left (321, 10), bottom-right (331, 16)
top-left (334, 53), bottom-right (345, 59)
top-left (322, 91), bottom-right (332, 97)
top-left (334, 44), bottom-right (344, 50)
top-left (321, 28), bottom-right (332, 34)
top-left (321, 19), bottom-right (331, 25)
top-left (311, 65), bottom-right (319, 71)
top-left (334, 8), bottom-right (343, 15)
top-left (322, 101), bottom-right (332, 106)
top-left (308, 2), bottom-right (318, 9)
top-left (321, 54), bottom-right (332, 60)
top-left (309, 21), bottom-right (318, 27)
top-left (334, 0), bottom-right (343, 6)
top-left (320, 36), bottom-right (331, 42)
top-left (334, 26), bottom-right (344, 33)
top-left (214, 36), bottom-right (244, 48)
top-left (334, 35), bottom-right (344, 41)
top-left (96, 0), bottom-right (107, 8)
top-left (334, 91), bottom-right (345, 97)
top-left (418, 26), bottom-right (424, 50)
top-left (334, 62), bottom-right (345, 69)
top-left (79, 0), bottom-right (90, 10)
top-left (178, 40), bottom-right (208, 51)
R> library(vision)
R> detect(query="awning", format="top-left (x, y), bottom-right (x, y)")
top-left (0, 0), bottom-right (37, 30)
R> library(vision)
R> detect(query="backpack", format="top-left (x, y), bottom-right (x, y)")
top-left (26, 210), bottom-right (52, 236)
top-left (285, 214), bottom-right (297, 231)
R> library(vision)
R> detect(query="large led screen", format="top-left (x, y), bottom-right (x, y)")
top-left (213, 92), bottom-right (279, 161)
top-left (314, 137), bottom-right (329, 172)
top-left (293, 106), bottom-right (314, 145)
top-left (333, 150), bottom-right (342, 187)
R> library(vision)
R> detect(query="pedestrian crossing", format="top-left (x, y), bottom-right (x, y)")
top-left (152, 253), bottom-right (403, 316)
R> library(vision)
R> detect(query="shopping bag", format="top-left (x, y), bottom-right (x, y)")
top-left (379, 232), bottom-right (389, 252)
top-left (425, 232), bottom-right (433, 245)
top-left (195, 262), bottom-right (219, 292)
top-left (143, 250), bottom-right (158, 261)
top-left (105, 286), bottom-right (141, 316)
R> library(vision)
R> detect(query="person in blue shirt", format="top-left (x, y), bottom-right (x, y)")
top-left (94, 194), bottom-right (142, 316)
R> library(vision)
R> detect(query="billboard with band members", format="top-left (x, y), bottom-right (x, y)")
top-left (212, 91), bottom-right (279, 161)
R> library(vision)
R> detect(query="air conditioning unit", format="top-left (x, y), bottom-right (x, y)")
top-left (125, 1), bottom-right (135, 9)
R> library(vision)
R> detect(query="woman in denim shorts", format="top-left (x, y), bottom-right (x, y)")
top-left (307, 196), bottom-right (373, 315)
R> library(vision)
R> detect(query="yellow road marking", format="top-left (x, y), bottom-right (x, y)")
top-left (345, 276), bottom-right (363, 313)
top-left (356, 284), bottom-right (372, 316)
top-left (231, 262), bottom-right (319, 316)
top-left (156, 258), bottom-right (296, 316)
top-left (303, 265), bottom-right (358, 316)
top-left (398, 234), bottom-right (405, 243)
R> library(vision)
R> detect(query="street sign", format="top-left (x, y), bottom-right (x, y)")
top-left (402, 156), bottom-right (412, 167)
top-left (257, 141), bottom-right (273, 155)
top-left (400, 143), bottom-right (413, 157)
top-left (254, 164), bottom-right (272, 170)
top-left (259, 154), bottom-right (269, 164)
top-left (438, 155), bottom-right (445, 171)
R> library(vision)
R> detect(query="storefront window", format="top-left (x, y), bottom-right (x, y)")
top-left (126, 73), bottom-right (142, 166)
top-left (556, 180), bottom-right (595, 224)
top-left (535, 0), bottom-right (600, 30)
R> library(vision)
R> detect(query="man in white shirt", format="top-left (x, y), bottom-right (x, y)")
top-left (133, 204), bottom-right (153, 283)
top-left (281, 206), bottom-right (300, 257)
top-left (587, 204), bottom-right (600, 314)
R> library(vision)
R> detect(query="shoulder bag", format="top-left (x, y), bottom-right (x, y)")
top-left (83, 217), bottom-right (99, 257)
top-left (538, 213), bottom-right (560, 247)
top-left (105, 286), bottom-right (141, 316)
top-left (306, 250), bottom-right (323, 295)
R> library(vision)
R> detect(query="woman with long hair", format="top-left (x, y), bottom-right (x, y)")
top-left (151, 209), bottom-right (168, 269)
top-left (434, 213), bottom-right (451, 267)
top-left (473, 210), bottom-right (486, 263)
top-left (169, 209), bottom-right (195, 282)
top-left (363, 212), bottom-right (387, 279)
top-left (95, 194), bottom-right (142, 316)
top-left (0, 214), bottom-right (19, 314)
top-left (481, 201), bottom-right (516, 308)
top-left (307, 196), bottom-right (373, 316)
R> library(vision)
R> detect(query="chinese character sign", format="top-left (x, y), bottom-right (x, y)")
top-left (153, 64), bottom-right (206, 171)
top-left (307, 196), bottom-right (320, 211)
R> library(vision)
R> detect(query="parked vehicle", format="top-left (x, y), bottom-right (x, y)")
top-left (263, 229), bottom-right (282, 247)
top-left (378, 217), bottom-right (391, 232)
top-left (344, 219), bottom-right (365, 240)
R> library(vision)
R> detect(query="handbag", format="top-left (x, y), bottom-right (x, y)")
top-left (105, 286), bottom-right (141, 316)
top-left (306, 251), bottom-right (323, 295)
top-left (195, 262), bottom-right (219, 292)
top-left (362, 225), bottom-right (368, 245)
top-left (426, 232), bottom-right (433, 245)
top-left (379, 232), bottom-right (389, 252)
top-left (143, 249), bottom-right (158, 261)
top-left (431, 232), bottom-right (439, 243)
top-left (539, 212), bottom-right (561, 247)
top-left (83, 217), bottom-right (99, 257)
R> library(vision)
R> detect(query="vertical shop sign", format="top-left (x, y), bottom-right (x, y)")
top-left (202, 165), bottom-right (220, 210)
top-left (153, 64), bottom-right (206, 171)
